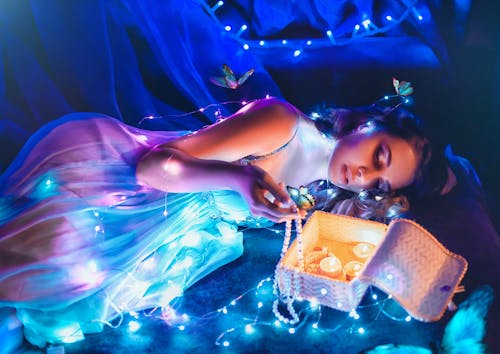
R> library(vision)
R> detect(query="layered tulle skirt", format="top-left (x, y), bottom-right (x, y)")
top-left (0, 114), bottom-right (260, 346)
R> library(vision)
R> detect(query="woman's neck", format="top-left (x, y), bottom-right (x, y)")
top-left (296, 117), bottom-right (335, 185)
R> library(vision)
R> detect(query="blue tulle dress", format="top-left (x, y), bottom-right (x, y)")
top-left (0, 113), bottom-right (265, 347)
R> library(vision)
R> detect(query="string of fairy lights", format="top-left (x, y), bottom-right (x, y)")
top-left (42, 95), bottom-right (414, 348)
top-left (199, 0), bottom-right (424, 57)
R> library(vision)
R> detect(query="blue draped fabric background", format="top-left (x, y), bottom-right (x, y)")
top-left (0, 0), bottom-right (455, 168)
top-left (2, 0), bottom-right (498, 213)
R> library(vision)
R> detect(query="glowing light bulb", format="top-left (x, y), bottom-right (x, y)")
top-left (259, 40), bottom-right (265, 46)
top-left (282, 39), bottom-right (287, 45)
top-left (386, 15), bottom-right (393, 21)
top-left (128, 321), bottom-right (141, 332)
top-left (222, 341), bottom-right (230, 347)
top-left (224, 25), bottom-right (231, 31)
top-left (289, 328), bottom-right (296, 334)
top-left (306, 40), bottom-right (312, 45)
top-left (245, 324), bottom-right (254, 334)
top-left (405, 316), bottom-right (412, 322)
top-left (293, 50), bottom-right (302, 57)
top-left (358, 327), bottom-right (365, 334)
top-left (243, 43), bottom-right (249, 50)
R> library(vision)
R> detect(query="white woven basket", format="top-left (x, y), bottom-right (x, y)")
top-left (276, 211), bottom-right (468, 321)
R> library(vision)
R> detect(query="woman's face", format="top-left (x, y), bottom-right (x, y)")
top-left (328, 127), bottom-right (419, 193)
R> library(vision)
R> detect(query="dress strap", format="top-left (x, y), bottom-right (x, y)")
top-left (237, 115), bottom-right (300, 165)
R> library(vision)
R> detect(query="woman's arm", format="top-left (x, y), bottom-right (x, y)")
top-left (136, 98), bottom-right (302, 221)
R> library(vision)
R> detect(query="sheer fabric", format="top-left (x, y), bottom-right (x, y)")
top-left (0, 114), bottom-right (264, 346)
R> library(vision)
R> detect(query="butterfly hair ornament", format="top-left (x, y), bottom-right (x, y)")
top-left (210, 63), bottom-right (254, 90)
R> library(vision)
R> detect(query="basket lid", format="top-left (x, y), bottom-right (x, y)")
top-left (359, 218), bottom-right (468, 321)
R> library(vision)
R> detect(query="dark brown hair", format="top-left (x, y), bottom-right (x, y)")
top-left (313, 105), bottom-right (449, 219)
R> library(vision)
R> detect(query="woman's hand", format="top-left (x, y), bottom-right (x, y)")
top-left (232, 165), bottom-right (305, 223)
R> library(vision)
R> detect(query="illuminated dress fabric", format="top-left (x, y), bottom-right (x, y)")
top-left (0, 113), bottom-right (262, 346)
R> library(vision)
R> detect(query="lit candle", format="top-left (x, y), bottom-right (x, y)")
top-left (353, 242), bottom-right (375, 259)
top-left (319, 256), bottom-right (342, 278)
top-left (345, 261), bottom-right (363, 281)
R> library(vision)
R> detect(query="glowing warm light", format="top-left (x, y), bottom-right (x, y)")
top-left (88, 260), bottom-right (98, 273)
top-left (128, 321), bottom-right (141, 332)
top-left (319, 256), bottom-right (342, 277)
top-left (245, 324), bottom-right (254, 334)
top-left (353, 242), bottom-right (375, 259)
top-left (345, 261), bottom-right (363, 280)
top-left (162, 159), bottom-right (182, 176)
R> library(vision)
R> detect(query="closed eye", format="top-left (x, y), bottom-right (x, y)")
top-left (374, 143), bottom-right (391, 169)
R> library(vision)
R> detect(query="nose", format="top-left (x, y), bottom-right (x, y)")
top-left (353, 166), bottom-right (378, 189)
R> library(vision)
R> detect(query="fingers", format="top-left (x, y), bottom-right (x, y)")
top-left (260, 174), bottom-right (292, 205)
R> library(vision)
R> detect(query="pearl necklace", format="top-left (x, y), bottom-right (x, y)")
top-left (272, 217), bottom-right (304, 325)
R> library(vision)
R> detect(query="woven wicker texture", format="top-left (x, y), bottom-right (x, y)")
top-left (277, 212), bottom-right (468, 321)
top-left (361, 219), bottom-right (468, 321)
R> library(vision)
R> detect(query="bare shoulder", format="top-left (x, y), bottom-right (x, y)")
top-left (161, 98), bottom-right (301, 161)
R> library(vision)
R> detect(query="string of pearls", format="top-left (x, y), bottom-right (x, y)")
top-left (272, 217), bottom-right (304, 325)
